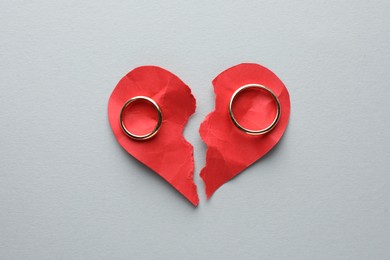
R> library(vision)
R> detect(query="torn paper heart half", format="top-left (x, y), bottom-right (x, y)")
top-left (108, 66), bottom-right (199, 206)
top-left (199, 63), bottom-right (291, 199)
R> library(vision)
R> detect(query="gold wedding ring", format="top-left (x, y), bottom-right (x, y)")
top-left (229, 84), bottom-right (281, 135)
top-left (120, 96), bottom-right (162, 141)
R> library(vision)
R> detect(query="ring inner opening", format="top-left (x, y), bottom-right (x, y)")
top-left (122, 99), bottom-right (159, 136)
top-left (232, 87), bottom-right (278, 131)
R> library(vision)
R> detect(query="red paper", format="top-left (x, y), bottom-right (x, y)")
top-left (108, 66), bottom-right (199, 206)
top-left (199, 63), bottom-right (291, 198)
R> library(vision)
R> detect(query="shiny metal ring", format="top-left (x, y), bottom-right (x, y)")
top-left (120, 96), bottom-right (162, 141)
top-left (229, 84), bottom-right (281, 135)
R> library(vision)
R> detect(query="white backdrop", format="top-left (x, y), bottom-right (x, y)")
top-left (1, 1), bottom-right (390, 259)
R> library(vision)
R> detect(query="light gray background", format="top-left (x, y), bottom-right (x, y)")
top-left (1, 1), bottom-right (390, 259)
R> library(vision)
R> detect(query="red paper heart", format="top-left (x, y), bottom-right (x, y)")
top-left (199, 63), bottom-right (291, 198)
top-left (108, 66), bottom-right (199, 206)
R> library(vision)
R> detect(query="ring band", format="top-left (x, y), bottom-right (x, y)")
top-left (229, 84), bottom-right (281, 135)
top-left (120, 96), bottom-right (163, 141)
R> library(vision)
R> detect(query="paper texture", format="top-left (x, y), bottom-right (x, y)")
top-left (199, 63), bottom-right (291, 198)
top-left (108, 66), bottom-right (199, 206)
